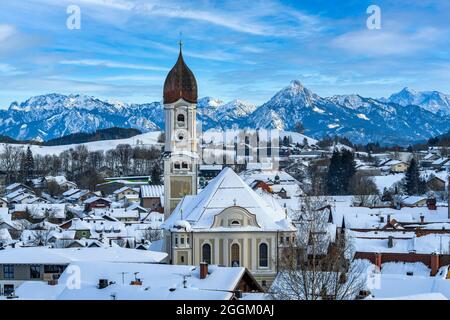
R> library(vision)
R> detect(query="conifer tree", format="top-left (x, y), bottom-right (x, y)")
top-left (405, 158), bottom-right (420, 195)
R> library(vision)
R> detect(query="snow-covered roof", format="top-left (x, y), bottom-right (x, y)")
top-left (0, 246), bottom-right (167, 264)
top-left (94, 208), bottom-right (139, 220)
top-left (140, 185), bottom-right (164, 198)
top-left (163, 167), bottom-right (296, 232)
top-left (84, 196), bottom-right (111, 204)
top-left (354, 234), bottom-right (450, 254)
top-left (14, 204), bottom-right (66, 219)
top-left (359, 260), bottom-right (450, 300)
top-left (13, 261), bottom-right (246, 300)
top-left (113, 186), bottom-right (139, 195)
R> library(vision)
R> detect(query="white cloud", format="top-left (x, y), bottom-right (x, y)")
top-left (59, 59), bottom-right (168, 71)
top-left (331, 27), bottom-right (442, 56)
top-left (0, 24), bottom-right (16, 42)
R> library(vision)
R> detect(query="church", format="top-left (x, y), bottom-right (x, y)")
top-left (161, 45), bottom-right (297, 285)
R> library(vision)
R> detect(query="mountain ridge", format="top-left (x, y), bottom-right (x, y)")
top-left (2, 82), bottom-right (449, 145)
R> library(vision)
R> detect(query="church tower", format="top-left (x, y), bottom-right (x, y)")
top-left (162, 44), bottom-right (198, 219)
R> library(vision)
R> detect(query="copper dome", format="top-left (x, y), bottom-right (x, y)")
top-left (163, 48), bottom-right (198, 104)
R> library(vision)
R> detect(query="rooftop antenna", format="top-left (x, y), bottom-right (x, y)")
top-left (118, 272), bottom-right (129, 285)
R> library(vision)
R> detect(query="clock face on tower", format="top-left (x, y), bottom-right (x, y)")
top-left (175, 128), bottom-right (189, 147)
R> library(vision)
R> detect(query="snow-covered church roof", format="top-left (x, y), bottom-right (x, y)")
top-left (163, 167), bottom-right (296, 232)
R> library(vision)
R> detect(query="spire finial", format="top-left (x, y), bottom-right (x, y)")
top-left (179, 31), bottom-right (183, 53)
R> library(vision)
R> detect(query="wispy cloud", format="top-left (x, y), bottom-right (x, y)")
top-left (332, 27), bottom-right (443, 56)
top-left (59, 59), bottom-right (168, 71)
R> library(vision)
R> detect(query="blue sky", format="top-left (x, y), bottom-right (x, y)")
top-left (0, 0), bottom-right (449, 108)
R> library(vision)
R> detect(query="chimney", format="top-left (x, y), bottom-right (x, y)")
top-left (48, 279), bottom-right (59, 286)
top-left (98, 279), bottom-right (109, 289)
top-left (374, 253), bottom-right (382, 270)
top-left (200, 262), bottom-right (208, 280)
top-left (426, 197), bottom-right (437, 211)
top-left (430, 253), bottom-right (440, 276)
top-left (387, 236), bottom-right (394, 248)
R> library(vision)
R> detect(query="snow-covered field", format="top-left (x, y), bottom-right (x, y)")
top-left (0, 130), bottom-right (317, 156)
top-left (0, 131), bottom-right (162, 156)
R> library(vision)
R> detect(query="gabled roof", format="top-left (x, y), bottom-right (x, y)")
top-left (164, 167), bottom-right (296, 232)
top-left (140, 185), bottom-right (164, 198)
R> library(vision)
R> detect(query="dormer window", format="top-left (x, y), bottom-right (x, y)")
top-left (230, 220), bottom-right (240, 226)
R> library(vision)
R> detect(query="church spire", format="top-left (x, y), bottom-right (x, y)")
top-left (163, 39), bottom-right (198, 104)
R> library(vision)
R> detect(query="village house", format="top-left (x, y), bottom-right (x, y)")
top-left (0, 246), bottom-right (166, 296)
top-left (83, 196), bottom-right (112, 212)
top-left (113, 186), bottom-right (139, 201)
top-left (12, 260), bottom-right (262, 300)
top-left (140, 185), bottom-right (164, 212)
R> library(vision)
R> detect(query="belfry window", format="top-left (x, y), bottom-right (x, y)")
top-left (259, 243), bottom-right (268, 267)
top-left (177, 113), bottom-right (186, 127)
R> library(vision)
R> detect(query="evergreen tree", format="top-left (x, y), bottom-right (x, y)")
top-left (19, 147), bottom-right (35, 182)
top-left (326, 150), bottom-right (356, 195)
top-left (151, 164), bottom-right (162, 184)
top-left (404, 158), bottom-right (420, 195)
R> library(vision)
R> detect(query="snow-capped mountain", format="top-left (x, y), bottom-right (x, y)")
top-left (386, 87), bottom-right (450, 116)
top-left (1, 82), bottom-right (449, 144)
top-left (245, 81), bottom-right (449, 145)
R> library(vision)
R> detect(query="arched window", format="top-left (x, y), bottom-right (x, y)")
top-left (182, 162), bottom-right (189, 169)
top-left (177, 114), bottom-right (185, 122)
top-left (231, 243), bottom-right (240, 267)
top-left (259, 243), bottom-right (268, 267)
top-left (177, 113), bottom-right (186, 127)
top-left (202, 243), bottom-right (211, 264)
top-left (174, 162), bottom-right (181, 170)
top-left (230, 220), bottom-right (240, 226)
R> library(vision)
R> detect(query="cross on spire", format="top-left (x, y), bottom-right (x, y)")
top-left (179, 31), bottom-right (183, 53)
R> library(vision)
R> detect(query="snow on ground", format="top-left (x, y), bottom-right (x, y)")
top-left (381, 262), bottom-right (430, 276)
top-left (0, 131), bottom-right (162, 156)
top-left (372, 173), bottom-right (404, 192)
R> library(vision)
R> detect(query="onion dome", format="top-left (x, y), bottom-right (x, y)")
top-left (163, 45), bottom-right (197, 104)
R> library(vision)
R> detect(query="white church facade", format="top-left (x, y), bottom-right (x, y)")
top-left (161, 46), bottom-right (297, 285)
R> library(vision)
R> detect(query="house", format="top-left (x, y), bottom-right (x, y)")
top-left (113, 186), bottom-right (139, 201)
top-left (94, 208), bottom-right (140, 222)
top-left (83, 196), bottom-right (111, 212)
top-left (353, 234), bottom-right (450, 275)
top-left (13, 260), bottom-right (263, 300)
top-left (431, 157), bottom-right (450, 170)
top-left (67, 218), bottom-right (92, 239)
top-left (355, 260), bottom-right (450, 300)
top-left (44, 176), bottom-right (77, 191)
top-left (380, 160), bottom-right (409, 173)
top-left (5, 183), bottom-right (32, 195)
top-left (140, 185), bottom-right (164, 212)
top-left (162, 167), bottom-right (297, 286)
top-left (11, 204), bottom-right (66, 224)
top-left (0, 198), bottom-right (9, 208)
top-left (0, 246), bottom-right (167, 296)
top-left (402, 196), bottom-right (428, 208)
top-left (426, 176), bottom-right (446, 192)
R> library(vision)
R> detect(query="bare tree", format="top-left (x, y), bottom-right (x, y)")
top-left (142, 228), bottom-right (162, 242)
top-left (350, 173), bottom-right (380, 207)
top-left (0, 145), bottom-right (23, 184)
top-left (270, 197), bottom-right (365, 300)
